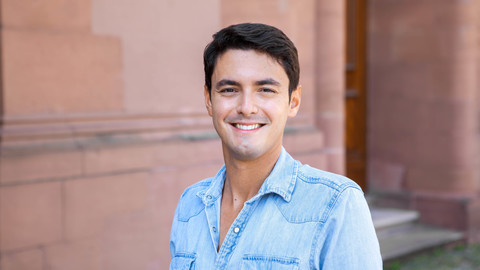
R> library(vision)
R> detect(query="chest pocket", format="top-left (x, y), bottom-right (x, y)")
top-left (241, 254), bottom-right (299, 270)
top-left (170, 253), bottom-right (196, 270)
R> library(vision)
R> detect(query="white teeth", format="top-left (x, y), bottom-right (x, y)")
top-left (234, 124), bottom-right (261, 130)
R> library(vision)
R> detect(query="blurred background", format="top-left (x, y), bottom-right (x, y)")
top-left (0, 0), bottom-right (479, 269)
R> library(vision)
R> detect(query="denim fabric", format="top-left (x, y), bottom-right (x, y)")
top-left (170, 148), bottom-right (382, 269)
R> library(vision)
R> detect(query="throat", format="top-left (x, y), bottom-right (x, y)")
top-left (218, 193), bottom-right (245, 252)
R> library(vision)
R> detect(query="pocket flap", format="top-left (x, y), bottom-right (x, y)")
top-left (241, 254), bottom-right (299, 270)
top-left (170, 253), bottom-right (196, 270)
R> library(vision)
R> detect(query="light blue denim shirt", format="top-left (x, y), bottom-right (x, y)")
top-left (170, 148), bottom-right (382, 269)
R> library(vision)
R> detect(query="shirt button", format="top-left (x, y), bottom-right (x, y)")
top-left (206, 195), bottom-right (212, 200)
top-left (212, 226), bottom-right (217, 232)
top-left (233, 227), bottom-right (240, 233)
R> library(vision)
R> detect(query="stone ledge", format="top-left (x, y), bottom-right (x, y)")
top-left (372, 208), bottom-right (419, 231)
top-left (379, 223), bottom-right (464, 262)
top-left (1, 119), bottom-right (319, 156)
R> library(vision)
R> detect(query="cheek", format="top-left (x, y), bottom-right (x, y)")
top-left (211, 104), bottom-right (231, 123)
top-left (212, 99), bottom-right (235, 114)
top-left (263, 101), bottom-right (289, 118)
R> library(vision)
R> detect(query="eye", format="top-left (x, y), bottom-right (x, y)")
top-left (219, 88), bottom-right (236, 93)
top-left (260, 88), bottom-right (276, 93)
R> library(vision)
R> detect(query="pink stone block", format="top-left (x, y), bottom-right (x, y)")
top-left (283, 131), bottom-right (324, 154)
top-left (153, 139), bottom-right (223, 168)
top-left (325, 152), bottom-right (346, 176)
top-left (92, 0), bottom-right (220, 115)
top-left (45, 239), bottom-right (102, 270)
top-left (294, 152), bottom-right (327, 171)
top-left (64, 173), bottom-right (148, 240)
top-left (3, 29), bottom-right (123, 115)
top-left (84, 145), bottom-right (156, 175)
top-left (221, 0), bottom-right (316, 38)
top-left (315, 115), bottom-right (344, 149)
top-left (0, 151), bottom-right (82, 184)
top-left (415, 195), bottom-right (468, 231)
top-left (2, 0), bottom-right (91, 31)
top-left (315, 0), bottom-right (345, 136)
top-left (369, 159), bottom-right (406, 192)
top-left (0, 182), bottom-right (62, 251)
top-left (406, 167), bottom-right (477, 193)
top-left (101, 210), bottom-right (166, 270)
top-left (391, 30), bottom-right (439, 63)
top-left (0, 248), bottom-right (43, 270)
top-left (369, 0), bottom-right (459, 63)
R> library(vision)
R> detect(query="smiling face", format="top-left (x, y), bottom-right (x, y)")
top-left (205, 49), bottom-right (301, 161)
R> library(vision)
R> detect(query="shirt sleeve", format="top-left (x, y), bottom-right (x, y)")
top-left (317, 187), bottom-right (383, 269)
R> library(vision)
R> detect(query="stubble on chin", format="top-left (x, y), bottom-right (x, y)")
top-left (222, 138), bottom-right (260, 162)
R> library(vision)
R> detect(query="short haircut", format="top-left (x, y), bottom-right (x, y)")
top-left (203, 23), bottom-right (300, 99)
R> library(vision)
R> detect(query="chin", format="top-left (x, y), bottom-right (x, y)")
top-left (230, 146), bottom-right (263, 161)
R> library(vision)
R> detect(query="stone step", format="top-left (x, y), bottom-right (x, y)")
top-left (378, 223), bottom-right (464, 262)
top-left (371, 208), bottom-right (419, 231)
top-left (370, 208), bottom-right (464, 262)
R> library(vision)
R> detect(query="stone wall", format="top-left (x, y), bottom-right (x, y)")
top-left (368, 0), bottom-right (480, 241)
top-left (0, 0), bottom-right (342, 269)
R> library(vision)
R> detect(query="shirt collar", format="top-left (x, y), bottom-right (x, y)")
top-left (256, 147), bottom-right (298, 202)
top-left (196, 166), bottom-right (226, 206)
top-left (197, 147), bottom-right (298, 204)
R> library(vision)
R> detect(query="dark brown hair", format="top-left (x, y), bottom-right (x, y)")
top-left (203, 23), bottom-right (299, 99)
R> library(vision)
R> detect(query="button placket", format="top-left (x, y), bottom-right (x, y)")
top-left (215, 196), bottom-right (261, 269)
top-left (204, 194), bottom-right (220, 252)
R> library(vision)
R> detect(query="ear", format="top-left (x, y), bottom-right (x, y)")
top-left (288, 85), bottom-right (301, 118)
top-left (204, 85), bottom-right (213, 116)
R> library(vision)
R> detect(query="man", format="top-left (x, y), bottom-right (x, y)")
top-left (170, 23), bottom-right (382, 269)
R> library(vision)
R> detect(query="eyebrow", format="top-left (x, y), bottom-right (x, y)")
top-left (215, 79), bottom-right (240, 89)
top-left (255, 78), bottom-right (281, 86)
top-left (215, 78), bottom-right (281, 89)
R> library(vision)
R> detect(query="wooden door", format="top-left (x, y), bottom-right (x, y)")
top-left (345, 0), bottom-right (367, 189)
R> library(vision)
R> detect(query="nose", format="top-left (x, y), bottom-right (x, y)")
top-left (236, 91), bottom-right (258, 116)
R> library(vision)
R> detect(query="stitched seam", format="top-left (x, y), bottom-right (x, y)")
top-left (242, 254), bottom-right (299, 264)
top-left (174, 252), bottom-right (196, 259)
top-left (297, 173), bottom-right (342, 191)
top-left (274, 176), bottom-right (360, 223)
top-left (274, 195), bottom-right (324, 224)
top-left (297, 170), bottom-right (361, 192)
top-left (319, 185), bottom-right (358, 223)
top-left (310, 187), bottom-right (356, 269)
top-left (287, 161), bottom-right (299, 200)
top-left (178, 207), bottom-right (204, 222)
top-left (310, 220), bottom-right (323, 270)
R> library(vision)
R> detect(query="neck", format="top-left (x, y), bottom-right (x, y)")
top-left (222, 145), bottom-right (281, 204)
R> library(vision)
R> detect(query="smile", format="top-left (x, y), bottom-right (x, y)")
top-left (233, 123), bottom-right (262, 130)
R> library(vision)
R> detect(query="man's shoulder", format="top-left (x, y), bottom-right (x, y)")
top-left (275, 163), bottom-right (364, 223)
top-left (180, 177), bottom-right (214, 199)
top-left (175, 177), bottom-right (214, 222)
top-left (296, 164), bottom-right (361, 192)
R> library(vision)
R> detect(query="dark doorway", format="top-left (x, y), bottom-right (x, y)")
top-left (345, 0), bottom-right (367, 190)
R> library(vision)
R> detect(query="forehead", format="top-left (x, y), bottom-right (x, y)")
top-left (212, 49), bottom-right (288, 84)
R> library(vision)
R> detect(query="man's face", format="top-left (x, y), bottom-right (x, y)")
top-left (205, 49), bottom-right (301, 161)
